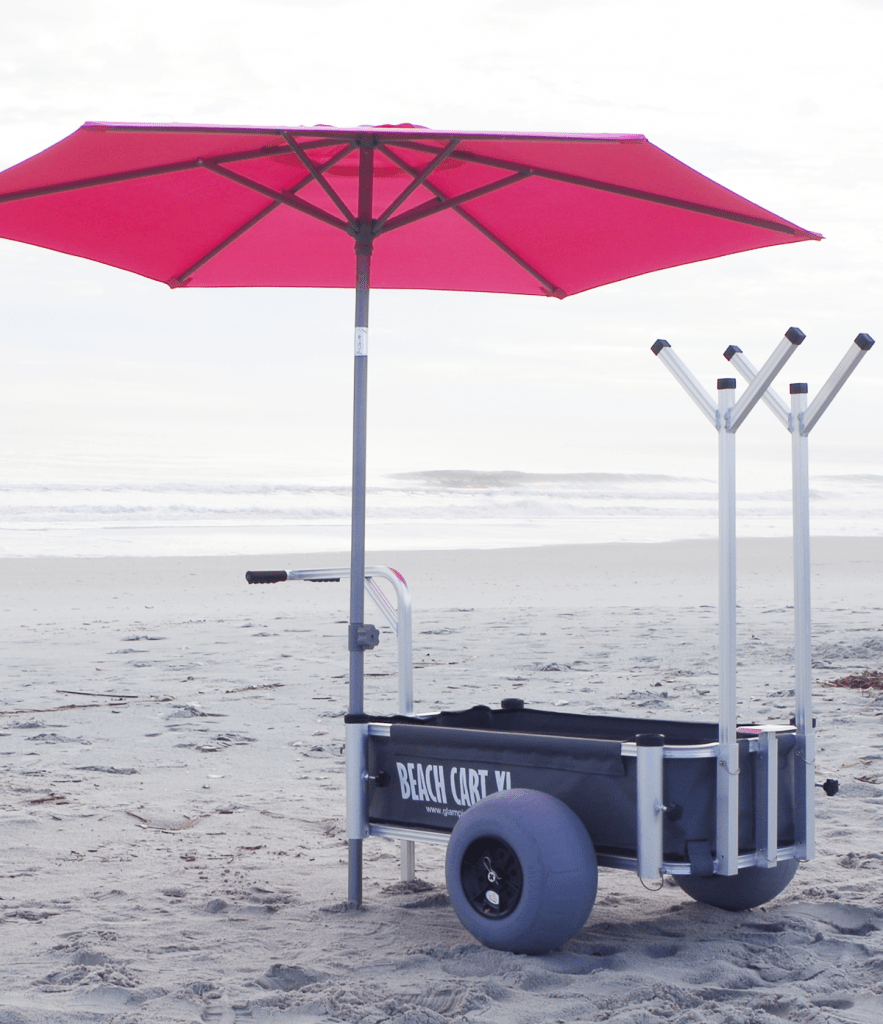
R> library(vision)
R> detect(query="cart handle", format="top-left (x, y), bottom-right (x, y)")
top-left (245, 570), bottom-right (288, 584)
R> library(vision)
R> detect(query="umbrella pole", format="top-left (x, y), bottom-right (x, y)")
top-left (346, 140), bottom-right (375, 906)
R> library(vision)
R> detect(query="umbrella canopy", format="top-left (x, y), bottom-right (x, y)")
top-left (0, 122), bottom-right (819, 295)
top-left (0, 122), bottom-right (820, 904)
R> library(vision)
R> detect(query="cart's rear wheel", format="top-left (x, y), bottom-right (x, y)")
top-left (445, 788), bottom-right (597, 954)
top-left (674, 858), bottom-right (798, 911)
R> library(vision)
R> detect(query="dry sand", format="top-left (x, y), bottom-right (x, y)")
top-left (2, 538), bottom-right (882, 1024)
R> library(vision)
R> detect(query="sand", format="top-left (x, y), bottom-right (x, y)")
top-left (2, 538), bottom-right (882, 1024)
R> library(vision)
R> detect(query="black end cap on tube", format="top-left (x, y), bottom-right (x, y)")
top-left (855, 333), bottom-right (875, 350)
top-left (635, 733), bottom-right (665, 747)
top-left (723, 345), bottom-right (742, 361)
top-left (790, 383), bottom-right (808, 395)
top-left (717, 378), bottom-right (737, 390)
top-left (651, 339), bottom-right (670, 355)
top-left (785, 326), bottom-right (806, 345)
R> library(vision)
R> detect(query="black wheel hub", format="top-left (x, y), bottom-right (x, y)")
top-left (460, 836), bottom-right (523, 918)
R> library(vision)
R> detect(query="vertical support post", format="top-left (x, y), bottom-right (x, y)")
top-left (790, 383), bottom-right (815, 860)
top-left (717, 378), bottom-right (740, 876)
top-left (755, 728), bottom-right (779, 867)
top-left (347, 136), bottom-right (375, 906)
top-left (636, 734), bottom-right (665, 880)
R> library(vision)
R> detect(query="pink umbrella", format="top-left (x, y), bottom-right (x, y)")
top-left (0, 122), bottom-right (820, 901)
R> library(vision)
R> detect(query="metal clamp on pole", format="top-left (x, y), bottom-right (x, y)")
top-left (350, 623), bottom-right (380, 650)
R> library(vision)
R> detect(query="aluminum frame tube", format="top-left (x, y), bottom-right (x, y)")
top-left (716, 379), bottom-right (740, 876)
top-left (285, 566), bottom-right (414, 714)
top-left (804, 334), bottom-right (875, 434)
top-left (728, 329), bottom-right (803, 432)
top-left (635, 735), bottom-right (665, 880)
top-left (651, 340), bottom-right (717, 426)
top-left (791, 384), bottom-right (815, 860)
top-left (755, 728), bottom-right (779, 868)
top-left (346, 720), bottom-right (370, 903)
top-left (725, 347), bottom-right (791, 429)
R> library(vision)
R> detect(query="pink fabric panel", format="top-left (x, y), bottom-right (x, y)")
top-left (0, 122), bottom-right (820, 296)
top-left (0, 167), bottom-right (273, 283)
top-left (371, 205), bottom-right (548, 295)
top-left (455, 137), bottom-right (809, 233)
top-left (0, 125), bottom-right (289, 194)
top-left (189, 204), bottom-right (354, 288)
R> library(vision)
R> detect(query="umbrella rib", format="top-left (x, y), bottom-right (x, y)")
top-left (379, 146), bottom-right (564, 296)
top-left (373, 139), bottom-right (461, 233)
top-left (281, 134), bottom-right (357, 229)
top-left (199, 160), bottom-right (354, 234)
top-left (168, 200), bottom-right (281, 286)
top-left (168, 146), bottom-right (360, 286)
top-left (377, 172), bottom-right (531, 234)
top-left (391, 140), bottom-right (807, 236)
top-left (0, 158), bottom-right (206, 204)
top-left (0, 145), bottom-right (319, 206)
top-left (447, 201), bottom-right (566, 297)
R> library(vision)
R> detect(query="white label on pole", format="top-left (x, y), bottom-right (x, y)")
top-left (355, 327), bottom-right (368, 356)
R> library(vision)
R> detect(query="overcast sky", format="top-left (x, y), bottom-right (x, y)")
top-left (0, 0), bottom-right (880, 483)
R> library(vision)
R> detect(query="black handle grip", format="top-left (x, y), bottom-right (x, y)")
top-left (246, 570), bottom-right (288, 585)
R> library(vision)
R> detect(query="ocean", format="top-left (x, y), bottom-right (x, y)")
top-left (1, 457), bottom-right (880, 558)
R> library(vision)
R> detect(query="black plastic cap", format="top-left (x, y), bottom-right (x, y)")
top-left (717, 378), bottom-right (737, 390)
top-left (855, 332), bottom-right (875, 350)
top-left (785, 326), bottom-right (806, 345)
top-left (501, 698), bottom-right (525, 710)
top-left (651, 339), bottom-right (670, 355)
top-left (723, 345), bottom-right (742, 361)
top-left (790, 383), bottom-right (808, 394)
top-left (635, 732), bottom-right (665, 747)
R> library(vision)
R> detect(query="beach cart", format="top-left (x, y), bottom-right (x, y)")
top-left (0, 121), bottom-right (858, 955)
top-left (248, 329), bottom-right (871, 954)
top-left (249, 562), bottom-right (813, 954)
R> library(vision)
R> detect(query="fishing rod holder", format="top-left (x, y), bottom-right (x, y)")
top-left (653, 327), bottom-right (874, 873)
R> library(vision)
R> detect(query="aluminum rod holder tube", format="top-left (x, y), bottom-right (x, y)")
top-left (791, 384), bottom-right (815, 860)
top-left (717, 378), bottom-right (740, 876)
top-left (635, 734), bottom-right (665, 880)
top-left (724, 346), bottom-right (791, 429)
top-left (803, 333), bottom-right (875, 434)
top-left (651, 340), bottom-right (717, 426)
top-left (728, 328), bottom-right (804, 432)
top-left (755, 728), bottom-right (779, 868)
